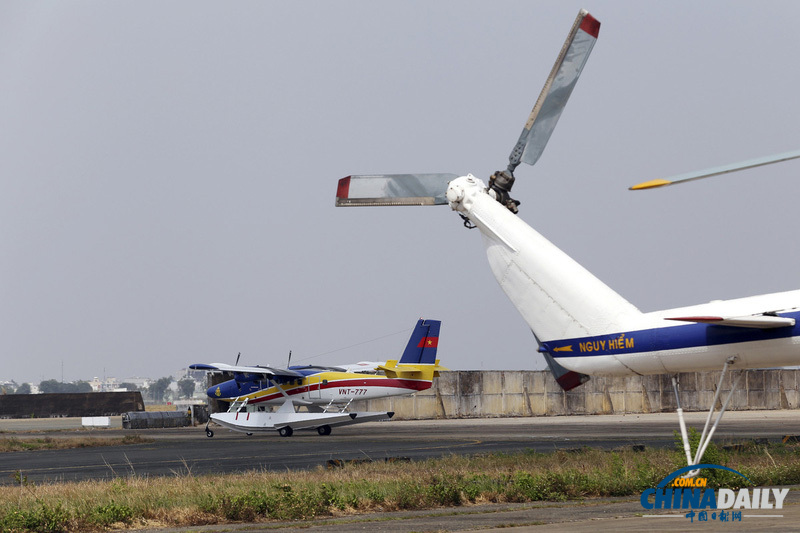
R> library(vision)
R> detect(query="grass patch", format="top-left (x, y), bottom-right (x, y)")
top-left (0, 434), bottom-right (152, 453)
top-left (1, 441), bottom-right (798, 531)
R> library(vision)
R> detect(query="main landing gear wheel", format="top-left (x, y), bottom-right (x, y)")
top-left (205, 428), bottom-right (214, 438)
top-left (317, 425), bottom-right (332, 436)
top-left (278, 426), bottom-right (293, 437)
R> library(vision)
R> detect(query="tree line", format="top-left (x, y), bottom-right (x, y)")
top-left (1, 377), bottom-right (197, 402)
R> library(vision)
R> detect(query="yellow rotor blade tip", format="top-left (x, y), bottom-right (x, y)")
top-left (629, 179), bottom-right (672, 190)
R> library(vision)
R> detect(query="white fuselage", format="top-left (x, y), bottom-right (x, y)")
top-left (219, 371), bottom-right (433, 407)
top-left (446, 175), bottom-right (800, 376)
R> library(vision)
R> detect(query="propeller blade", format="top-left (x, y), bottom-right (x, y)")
top-left (336, 173), bottom-right (458, 206)
top-left (629, 149), bottom-right (800, 190)
top-left (508, 9), bottom-right (600, 172)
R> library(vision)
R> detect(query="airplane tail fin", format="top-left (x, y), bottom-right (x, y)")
top-left (399, 318), bottom-right (440, 364)
top-left (380, 319), bottom-right (447, 380)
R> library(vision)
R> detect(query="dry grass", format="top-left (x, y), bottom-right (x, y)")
top-left (1, 443), bottom-right (798, 531)
top-left (0, 434), bottom-right (152, 453)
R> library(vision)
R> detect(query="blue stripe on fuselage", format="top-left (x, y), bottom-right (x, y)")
top-left (543, 311), bottom-right (800, 358)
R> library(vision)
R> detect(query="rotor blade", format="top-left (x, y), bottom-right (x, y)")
top-left (508, 9), bottom-right (600, 172)
top-left (336, 173), bottom-right (458, 206)
top-left (629, 149), bottom-right (800, 190)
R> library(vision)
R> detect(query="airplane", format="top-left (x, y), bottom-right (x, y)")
top-left (190, 318), bottom-right (445, 437)
top-left (334, 9), bottom-right (800, 474)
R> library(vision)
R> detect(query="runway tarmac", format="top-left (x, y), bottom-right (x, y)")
top-left (2, 410), bottom-right (798, 485)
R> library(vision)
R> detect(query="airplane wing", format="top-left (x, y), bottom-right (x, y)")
top-left (334, 361), bottom-right (386, 374)
top-left (665, 315), bottom-right (796, 329)
top-left (189, 363), bottom-right (304, 379)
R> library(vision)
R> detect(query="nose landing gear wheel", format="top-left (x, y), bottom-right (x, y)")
top-left (278, 426), bottom-right (293, 437)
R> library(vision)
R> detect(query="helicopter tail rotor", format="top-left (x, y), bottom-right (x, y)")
top-left (335, 10), bottom-right (600, 215)
top-left (493, 9), bottom-right (600, 209)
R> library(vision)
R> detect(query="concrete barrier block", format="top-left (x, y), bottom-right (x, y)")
top-left (483, 394), bottom-right (505, 417)
top-left (696, 390), bottom-right (718, 411)
top-left (413, 395), bottom-right (442, 419)
top-left (764, 390), bottom-right (782, 411)
top-left (609, 391), bottom-right (626, 413)
top-left (482, 372), bottom-right (504, 395)
top-left (458, 395), bottom-right (482, 418)
top-left (546, 392), bottom-right (566, 415)
top-left (782, 370), bottom-right (798, 391)
top-left (784, 389), bottom-right (798, 409)
top-left (503, 371), bottom-right (524, 392)
top-left (609, 376), bottom-right (628, 394)
top-left (436, 372), bottom-right (459, 396)
top-left (747, 390), bottom-right (766, 409)
top-left (545, 374), bottom-right (565, 394)
top-left (461, 372), bottom-right (484, 396)
top-left (503, 394), bottom-right (526, 416)
top-left (747, 370), bottom-right (766, 391)
top-left (81, 417), bottom-right (111, 427)
top-left (730, 389), bottom-right (749, 411)
top-left (565, 391), bottom-right (585, 414)
top-left (765, 370), bottom-right (782, 392)
top-left (582, 376), bottom-right (600, 394)
top-left (676, 372), bottom-right (698, 392)
top-left (530, 372), bottom-right (546, 393)
top-left (439, 394), bottom-right (458, 418)
top-left (624, 375), bottom-right (643, 394)
top-left (386, 396), bottom-right (415, 419)
top-left (624, 391), bottom-right (643, 414)
top-left (525, 392), bottom-right (545, 416)
top-left (585, 392), bottom-right (605, 414)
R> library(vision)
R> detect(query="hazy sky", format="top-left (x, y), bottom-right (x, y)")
top-left (3, 1), bottom-right (800, 384)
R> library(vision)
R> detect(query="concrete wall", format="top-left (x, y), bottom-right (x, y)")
top-left (350, 369), bottom-right (800, 420)
top-left (0, 392), bottom-right (145, 418)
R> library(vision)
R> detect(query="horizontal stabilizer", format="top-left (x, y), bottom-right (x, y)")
top-left (336, 174), bottom-right (457, 206)
top-left (666, 315), bottom-right (796, 329)
top-left (379, 359), bottom-right (448, 379)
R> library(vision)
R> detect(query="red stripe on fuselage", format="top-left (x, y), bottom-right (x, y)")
top-left (244, 377), bottom-right (432, 405)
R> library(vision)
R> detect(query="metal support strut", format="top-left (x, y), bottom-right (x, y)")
top-left (672, 358), bottom-right (742, 478)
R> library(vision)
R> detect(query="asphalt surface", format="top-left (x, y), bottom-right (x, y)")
top-left (2, 411), bottom-right (799, 531)
top-left (2, 410), bottom-right (798, 485)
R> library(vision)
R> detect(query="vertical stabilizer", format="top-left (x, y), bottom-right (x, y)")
top-left (446, 176), bottom-right (643, 390)
top-left (398, 319), bottom-right (441, 364)
top-left (449, 177), bottom-right (644, 342)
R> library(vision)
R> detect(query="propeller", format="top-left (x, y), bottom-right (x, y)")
top-left (629, 149), bottom-right (800, 190)
top-left (336, 9), bottom-right (601, 215)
